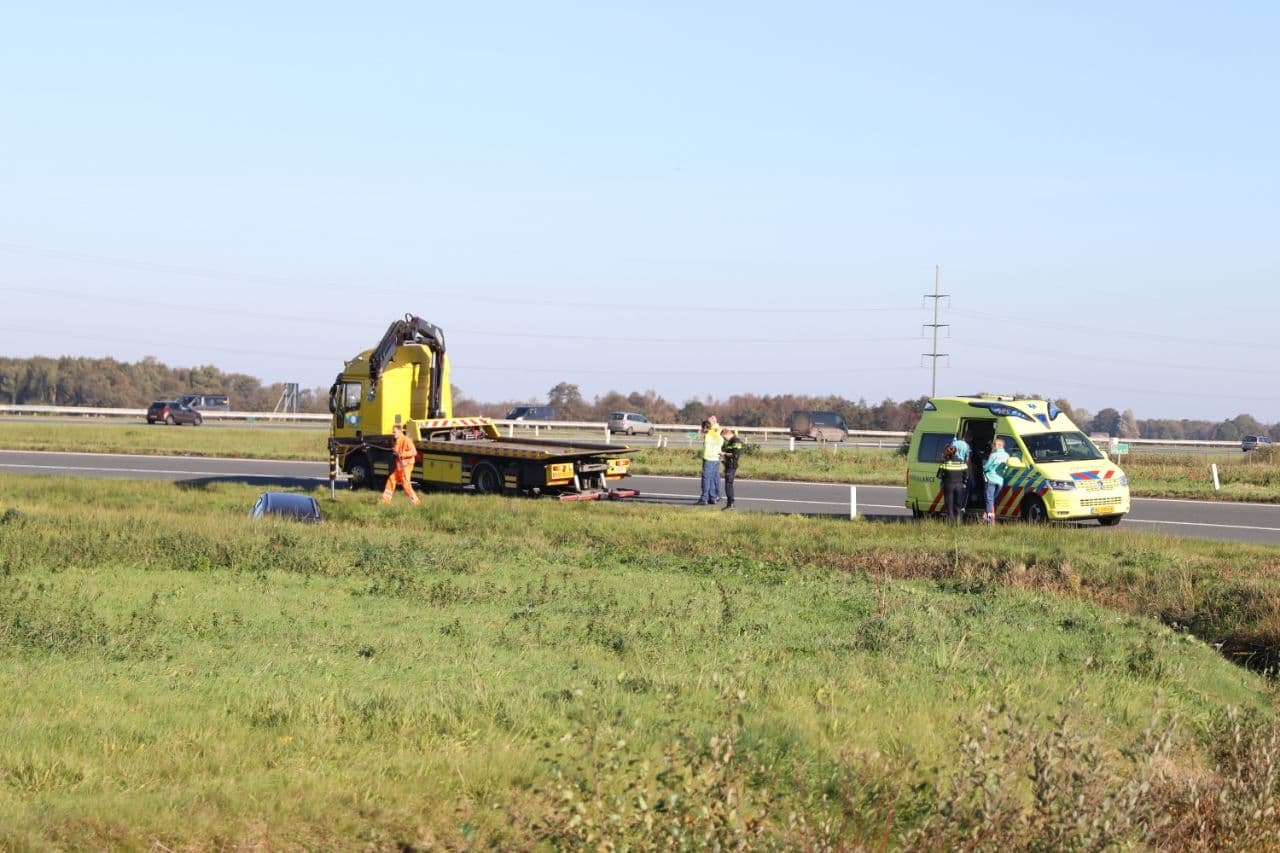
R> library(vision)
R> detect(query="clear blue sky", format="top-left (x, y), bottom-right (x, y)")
top-left (2, 2), bottom-right (1277, 422)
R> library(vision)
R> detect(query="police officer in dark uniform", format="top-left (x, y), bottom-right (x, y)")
top-left (937, 443), bottom-right (969, 522)
top-left (721, 428), bottom-right (745, 510)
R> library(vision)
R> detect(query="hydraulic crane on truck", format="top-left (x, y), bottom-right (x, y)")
top-left (327, 314), bottom-right (637, 500)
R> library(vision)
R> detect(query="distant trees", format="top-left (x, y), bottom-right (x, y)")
top-left (1089, 408), bottom-right (1121, 436)
top-left (546, 382), bottom-right (588, 420)
top-left (1140, 420), bottom-right (1186, 440)
top-left (1210, 415), bottom-right (1266, 441)
top-left (0, 356), bottom-right (330, 413)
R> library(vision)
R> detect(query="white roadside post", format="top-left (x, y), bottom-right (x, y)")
top-left (789, 436), bottom-right (795, 452)
top-left (850, 485), bottom-right (857, 520)
top-left (1212, 463), bottom-right (1221, 491)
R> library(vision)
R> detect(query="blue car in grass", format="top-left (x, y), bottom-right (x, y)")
top-left (248, 492), bottom-right (322, 522)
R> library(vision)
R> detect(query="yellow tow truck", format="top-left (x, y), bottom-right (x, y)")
top-left (327, 314), bottom-right (636, 500)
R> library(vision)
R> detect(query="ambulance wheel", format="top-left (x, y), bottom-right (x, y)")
top-left (1098, 515), bottom-right (1123, 527)
top-left (346, 453), bottom-right (374, 490)
top-left (910, 504), bottom-right (924, 519)
top-left (1021, 496), bottom-right (1048, 524)
top-left (472, 461), bottom-right (503, 495)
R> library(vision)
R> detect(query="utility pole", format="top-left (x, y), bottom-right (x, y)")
top-left (922, 264), bottom-right (949, 397)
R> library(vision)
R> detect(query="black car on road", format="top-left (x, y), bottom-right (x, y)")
top-left (147, 400), bottom-right (203, 426)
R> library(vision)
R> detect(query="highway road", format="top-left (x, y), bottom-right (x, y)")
top-left (3, 450), bottom-right (1280, 546)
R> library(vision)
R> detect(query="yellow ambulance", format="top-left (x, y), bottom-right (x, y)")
top-left (904, 395), bottom-right (1129, 525)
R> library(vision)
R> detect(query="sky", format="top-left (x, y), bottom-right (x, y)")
top-left (2, 2), bottom-right (1277, 422)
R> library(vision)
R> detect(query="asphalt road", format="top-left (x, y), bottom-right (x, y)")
top-left (3, 450), bottom-right (1279, 546)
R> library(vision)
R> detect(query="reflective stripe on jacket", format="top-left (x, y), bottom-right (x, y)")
top-left (394, 434), bottom-right (417, 468)
top-left (722, 437), bottom-right (744, 472)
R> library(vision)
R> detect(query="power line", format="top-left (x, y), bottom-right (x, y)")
top-left (0, 243), bottom-right (920, 315)
top-left (970, 368), bottom-right (1271, 403)
top-left (955, 340), bottom-right (1280, 375)
top-left (951, 308), bottom-right (1280, 352)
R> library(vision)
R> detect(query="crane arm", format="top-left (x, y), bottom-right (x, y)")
top-left (368, 313), bottom-right (449, 418)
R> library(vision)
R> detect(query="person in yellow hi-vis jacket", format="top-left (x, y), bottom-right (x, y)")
top-left (381, 424), bottom-right (421, 505)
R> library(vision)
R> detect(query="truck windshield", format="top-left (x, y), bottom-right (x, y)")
top-left (1022, 431), bottom-right (1104, 463)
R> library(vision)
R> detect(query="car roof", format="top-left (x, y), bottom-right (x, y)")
top-left (250, 492), bottom-right (322, 520)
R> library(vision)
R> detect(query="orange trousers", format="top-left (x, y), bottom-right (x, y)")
top-left (381, 464), bottom-right (420, 505)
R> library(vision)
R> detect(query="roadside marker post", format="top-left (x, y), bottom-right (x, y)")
top-left (850, 485), bottom-right (857, 519)
top-left (1212, 463), bottom-right (1220, 491)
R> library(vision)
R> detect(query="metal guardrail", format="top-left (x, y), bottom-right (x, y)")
top-left (0, 405), bottom-right (904, 446)
top-left (0, 404), bottom-right (328, 422)
top-left (0, 405), bottom-right (1250, 452)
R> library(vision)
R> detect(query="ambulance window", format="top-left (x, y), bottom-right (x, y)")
top-left (996, 435), bottom-right (1020, 459)
top-left (917, 433), bottom-right (954, 463)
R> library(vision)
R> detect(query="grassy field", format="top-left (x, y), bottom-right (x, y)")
top-left (2, 474), bottom-right (1280, 847)
top-left (4, 419), bottom-right (1280, 502)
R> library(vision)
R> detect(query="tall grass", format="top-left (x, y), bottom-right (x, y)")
top-left (1, 475), bottom-right (1279, 847)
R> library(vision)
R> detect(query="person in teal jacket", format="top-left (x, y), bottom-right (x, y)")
top-left (949, 432), bottom-right (973, 511)
top-left (981, 437), bottom-right (1010, 524)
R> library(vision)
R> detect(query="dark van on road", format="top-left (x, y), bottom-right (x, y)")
top-left (177, 393), bottom-right (230, 411)
top-left (504, 406), bottom-right (557, 421)
top-left (789, 410), bottom-right (848, 442)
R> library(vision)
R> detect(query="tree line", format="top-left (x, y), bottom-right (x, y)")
top-left (1, 357), bottom-right (1274, 440)
top-left (477, 381), bottom-right (1279, 441)
top-left (0, 356), bottom-right (326, 414)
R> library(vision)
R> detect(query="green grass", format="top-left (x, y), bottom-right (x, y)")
top-left (2, 475), bottom-right (1280, 847)
top-left (7, 420), bottom-right (1280, 502)
top-left (0, 420), bottom-right (325, 460)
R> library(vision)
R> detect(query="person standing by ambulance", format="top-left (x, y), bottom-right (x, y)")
top-left (937, 443), bottom-right (968, 522)
top-left (949, 432), bottom-right (973, 510)
top-left (981, 437), bottom-right (1010, 524)
top-left (381, 423), bottom-right (421, 506)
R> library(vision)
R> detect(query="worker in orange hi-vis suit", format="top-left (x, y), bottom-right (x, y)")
top-left (381, 424), bottom-right (421, 505)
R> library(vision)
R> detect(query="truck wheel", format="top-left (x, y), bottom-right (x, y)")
top-left (471, 461), bottom-right (503, 495)
top-left (346, 453), bottom-right (374, 490)
top-left (1022, 496), bottom-right (1048, 524)
top-left (1098, 515), bottom-right (1123, 527)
